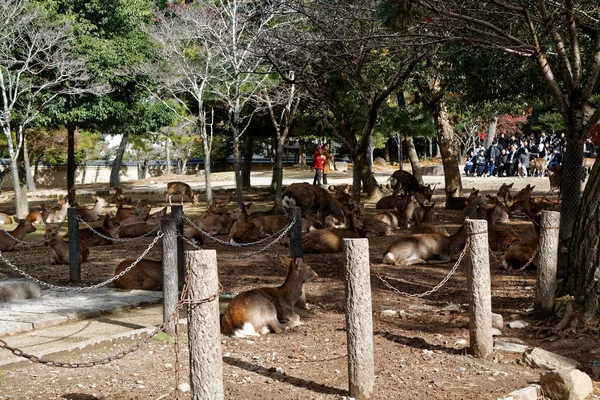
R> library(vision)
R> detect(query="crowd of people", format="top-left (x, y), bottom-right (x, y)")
top-left (463, 131), bottom-right (596, 177)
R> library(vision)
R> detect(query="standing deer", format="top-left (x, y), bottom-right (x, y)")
top-left (221, 256), bottom-right (318, 337)
top-left (282, 183), bottom-right (349, 226)
top-left (388, 170), bottom-right (434, 201)
top-left (0, 219), bottom-right (36, 251)
top-left (166, 181), bottom-right (199, 205)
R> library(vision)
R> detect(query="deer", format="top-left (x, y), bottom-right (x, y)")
top-left (0, 212), bottom-right (13, 225)
top-left (388, 170), bottom-right (434, 201)
top-left (116, 198), bottom-right (151, 223)
top-left (113, 258), bottom-right (162, 290)
top-left (376, 193), bottom-right (410, 210)
top-left (247, 199), bottom-right (284, 221)
top-left (79, 212), bottom-right (119, 246)
top-left (302, 206), bottom-right (363, 253)
top-left (445, 188), bottom-right (469, 210)
top-left (373, 193), bottom-right (421, 230)
top-left (46, 199), bottom-right (69, 224)
top-left (0, 166), bottom-right (11, 195)
top-left (382, 223), bottom-right (466, 266)
top-left (528, 157), bottom-right (548, 177)
top-left (333, 184), bottom-right (353, 209)
top-left (221, 256), bottom-right (318, 337)
top-left (166, 181), bottom-right (199, 205)
top-left (25, 204), bottom-right (50, 225)
top-left (77, 196), bottom-right (109, 222)
top-left (481, 201), bottom-right (518, 252)
top-left (497, 183), bottom-right (514, 208)
top-left (251, 215), bottom-right (288, 236)
top-left (501, 212), bottom-right (540, 270)
top-left (509, 184), bottom-right (536, 214)
top-left (118, 222), bottom-right (159, 238)
top-left (112, 187), bottom-right (132, 205)
top-left (282, 183), bottom-right (349, 226)
top-left (229, 203), bottom-right (264, 244)
top-left (0, 219), bottom-right (36, 251)
top-left (547, 165), bottom-right (562, 198)
top-left (410, 202), bottom-right (449, 236)
top-left (44, 226), bottom-right (89, 264)
top-left (193, 199), bottom-right (233, 236)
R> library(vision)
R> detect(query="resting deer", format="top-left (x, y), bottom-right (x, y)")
top-left (501, 212), bottom-right (540, 270)
top-left (112, 187), bottom-right (132, 205)
top-left (373, 193), bottom-right (421, 230)
top-left (0, 219), bottom-right (36, 251)
top-left (229, 203), bottom-right (264, 244)
top-left (113, 258), bottom-right (162, 290)
top-left (282, 183), bottom-right (349, 226)
top-left (116, 198), bottom-right (151, 223)
top-left (410, 202), bottom-right (449, 236)
top-left (251, 215), bottom-right (288, 236)
top-left (333, 184), bottom-right (353, 209)
top-left (497, 183), bottom-right (514, 208)
top-left (44, 226), bottom-right (89, 264)
top-left (302, 207), bottom-right (363, 253)
top-left (376, 193), bottom-right (409, 210)
top-left (79, 212), bottom-right (119, 246)
top-left (382, 224), bottom-right (466, 266)
top-left (221, 256), bottom-right (318, 337)
top-left (445, 188), bottom-right (469, 211)
top-left (166, 181), bottom-right (199, 205)
top-left (509, 184), bottom-right (535, 213)
top-left (46, 199), bottom-right (69, 224)
top-left (0, 212), bottom-right (13, 225)
top-left (481, 201), bottom-right (518, 252)
top-left (77, 196), bottom-right (109, 222)
top-left (26, 204), bottom-right (50, 225)
top-left (248, 199), bottom-right (284, 221)
top-left (194, 199), bottom-right (233, 236)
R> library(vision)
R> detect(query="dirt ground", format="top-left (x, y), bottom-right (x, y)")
top-left (0, 167), bottom-right (599, 400)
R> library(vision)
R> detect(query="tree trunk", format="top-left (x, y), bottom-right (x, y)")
top-left (271, 137), bottom-right (285, 200)
top-left (353, 148), bottom-right (382, 201)
top-left (165, 134), bottom-right (171, 175)
top-left (559, 133), bottom-right (585, 242)
top-left (22, 136), bottom-right (36, 191)
top-left (428, 138), bottom-right (433, 159)
top-left (406, 136), bottom-right (423, 184)
top-left (110, 133), bottom-right (128, 188)
top-left (485, 114), bottom-right (498, 148)
top-left (433, 100), bottom-right (463, 197)
top-left (396, 133), bottom-right (403, 169)
top-left (564, 155), bottom-right (600, 321)
top-left (384, 141), bottom-right (390, 164)
top-left (242, 135), bottom-right (254, 190)
top-left (67, 124), bottom-right (77, 207)
top-left (202, 137), bottom-right (213, 203)
top-left (232, 134), bottom-right (244, 204)
top-left (298, 140), bottom-right (307, 167)
top-left (138, 159), bottom-right (148, 179)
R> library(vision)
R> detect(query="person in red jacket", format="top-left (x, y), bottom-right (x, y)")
top-left (312, 144), bottom-right (326, 186)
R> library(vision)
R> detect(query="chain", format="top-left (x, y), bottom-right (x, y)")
top-left (0, 272), bottom-right (224, 369)
top-left (488, 246), bottom-right (503, 263)
top-left (177, 220), bottom-right (292, 259)
top-left (0, 232), bottom-right (163, 291)
top-left (77, 216), bottom-right (159, 242)
top-left (0, 219), bottom-right (64, 246)
top-left (182, 214), bottom-right (296, 247)
top-left (372, 236), bottom-right (470, 298)
top-left (517, 244), bottom-right (540, 271)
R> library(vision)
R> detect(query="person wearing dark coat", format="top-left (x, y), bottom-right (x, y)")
top-left (585, 138), bottom-right (596, 158)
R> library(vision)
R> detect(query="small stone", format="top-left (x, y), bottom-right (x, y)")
top-left (276, 367), bottom-right (284, 373)
top-left (492, 328), bottom-right (502, 337)
top-left (178, 383), bottom-right (191, 393)
top-left (491, 313), bottom-right (504, 329)
top-left (506, 320), bottom-right (529, 329)
top-left (137, 385), bottom-right (145, 389)
top-left (540, 369), bottom-right (592, 400)
top-left (335, 370), bottom-right (341, 374)
top-left (380, 309), bottom-right (398, 317)
top-left (454, 339), bottom-right (468, 346)
top-left (164, 363), bottom-right (173, 369)
top-left (524, 347), bottom-right (582, 370)
top-left (224, 352), bottom-right (231, 357)
top-left (77, 384), bottom-right (84, 388)
top-left (136, 381), bottom-right (144, 384)
top-left (458, 367), bottom-right (466, 373)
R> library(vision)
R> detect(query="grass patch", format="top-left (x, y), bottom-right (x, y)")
top-left (153, 332), bottom-right (175, 344)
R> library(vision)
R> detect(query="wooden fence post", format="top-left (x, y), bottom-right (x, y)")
top-left (170, 205), bottom-right (185, 286)
top-left (464, 219), bottom-right (493, 359)
top-left (67, 207), bottom-right (81, 283)
top-left (186, 249), bottom-right (223, 400)
top-left (535, 211), bottom-right (560, 318)
top-left (343, 238), bottom-right (374, 400)
top-left (289, 206), bottom-right (307, 309)
top-left (161, 218), bottom-right (178, 336)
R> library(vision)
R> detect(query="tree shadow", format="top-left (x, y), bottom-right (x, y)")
top-left (374, 330), bottom-right (466, 355)
top-left (61, 394), bottom-right (101, 400)
top-left (223, 356), bottom-right (348, 396)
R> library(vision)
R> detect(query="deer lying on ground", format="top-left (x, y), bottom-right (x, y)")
top-left (301, 212), bottom-right (324, 232)
top-left (117, 206), bottom-right (168, 238)
top-left (410, 202), bottom-right (449, 236)
top-left (497, 183), bottom-right (514, 208)
top-left (112, 187), bottom-right (132, 205)
top-left (26, 204), bottom-right (50, 225)
top-left (77, 196), bottom-right (109, 222)
top-left (0, 219), bottom-right (36, 251)
top-left (302, 207), bottom-right (363, 253)
top-left (282, 183), bottom-right (349, 226)
top-left (501, 212), bottom-right (540, 270)
top-left (382, 223), bottom-right (466, 266)
top-left (0, 212), bottom-right (13, 225)
top-left (376, 193), bottom-right (410, 210)
top-left (229, 203), bottom-right (264, 244)
top-left (116, 198), bottom-right (151, 223)
top-left (445, 188), bottom-right (469, 210)
top-left (252, 215), bottom-right (288, 236)
top-left (166, 181), bottom-right (199, 205)
top-left (46, 199), bottom-right (69, 224)
top-left (79, 212), bottom-right (120, 246)
top-left (44, 226), bottom-right (89, 264)
top-left (481, 201), bottom-right (518, 252)
top-left (248, 199), bottom-right (284, 221)
top-left (113, 258), bottom-right (162, 290)
top-left (373, 193), bottom-right (421, 230)
top-left (509, 184), bottom-right (535, 213)
top-left (388, 170), bottom-right (434, 201)
top-left (193, 199), bottom-right (233, 236)
top-left (333, 184), bottom-right (353, 209)
top-left (221, 256), bottom-right (318, 337)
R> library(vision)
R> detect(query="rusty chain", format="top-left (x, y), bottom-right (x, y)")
top-left (372, 236), bottom-right (470, 298)
top-left (77, 216), bottom-right (160, 242)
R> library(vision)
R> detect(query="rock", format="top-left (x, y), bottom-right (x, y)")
top-left (335, 161), bottom-right (348, 172)
top-left (0, 279), bottom-right (41, 303)
top-left (492, 313), bottom-right (504, 329)
top-left (178, 383), bottom-right (191, 393)
top-left (497, 384), bottom-right (541, 400)
top-left (441, 303), bottom-right (461, 312)
top-left (539, 369), bottom-right (593, 400)
top-left (523, 348), bottom-right (582, 370)
top-left (373, 157), bottom-right (387, 167)
top-left (380, 309), bottom-right (398, 317)
top-left (494, 340), bottom-right (530, 354)
top-left (492, 328), bottom-right (502, 337)
top-left (421, 165), bottom-right (444, 176)
top-left (454, 339), bottom-right (468, 346)
top-left (506, 320), bottom-right (529, 329)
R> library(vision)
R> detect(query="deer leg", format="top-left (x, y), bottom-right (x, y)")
top-left (397, 258), bottom-right (427, 266)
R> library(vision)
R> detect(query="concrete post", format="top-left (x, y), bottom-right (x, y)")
top-left (170, 205), bottom-right (185, 286)
top-left (161, 218), bottom-right (178, 336)
top-left (535, 211), bottom-right (560, 318)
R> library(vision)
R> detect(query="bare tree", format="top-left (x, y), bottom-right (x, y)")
top-left (0, 0), bottom-right (103, 217)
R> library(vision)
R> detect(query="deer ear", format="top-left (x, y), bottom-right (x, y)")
top-left (279, 255), bottom-right (293, 269)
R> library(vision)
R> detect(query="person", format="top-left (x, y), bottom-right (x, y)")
top-left (547, 147), bottom-right (562, 169)
top-left (312, 144), bottom-right (326, 186)
top-left (322, 143), bottom-right (333, 184)
top-left (584, 137), bottom-right (596, 158)
top-left (484, 140), bottom-right (500, 176)
top-left (497, 148), bottom-right (508, 177)
top-left (506, 144), bottom-right (518, 176)
top-left (517, 144), bottom-right (530, 177)
top-left (497, 133), bottom-right (509, 152)
top-left (475, 150), bottom-right (487, 177)
top-left (464, 150), bottom-right (476, 176)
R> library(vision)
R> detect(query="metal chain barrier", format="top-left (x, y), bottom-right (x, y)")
top-left (0, 219), bottom-right (65, 246)
top-left (0, 232), bottom-right (163, 291)
top-left (372, 236), bottom-right (471, 298)
top-left (77, 216), bottom-right (159, 242)
top-left (182, 214), bottom-right (296, 247)
top-left (0, 272), bottom-right (222, 369)
top-left (517, 243), bottom-right (540, 271)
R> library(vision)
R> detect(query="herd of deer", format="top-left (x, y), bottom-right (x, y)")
top-left (0, 175), bottom-right (561, 338)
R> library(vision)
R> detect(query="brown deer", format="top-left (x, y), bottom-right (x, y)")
top-left (79, 212), bottom-right (119, 246)
top-left (376, 193), bottom-right (410, 210)
top-left (112, 187), bottom-right (132, 205)
top-left (388, 170), bottom-right (434, 201)
top-left (302, 207), bottom-right (363, 253)
top-left (282, 183), bottom-right (349, 226)
top-left (77, 196), bottom-right (109, 222)
top-left (373, 193), bottom-right (421, 230)
top-left (410, 202), bottom-right (449, 236)
top-left (247, 199), bottom-right (284, 221)
top-left (497, 183), bottom-right (514, 208)
top-left (116, 198), bottom-right (151, 223)
top-left (509, 184), bottom-right (535, 213)
top-left (113, 258), bottom-right (162, 290)
top-left (547, 165), bottom-right (562, 197)
top-left (118, 222), bottom-right (159, 238)
top-left (25, 204), bottom-right (50, 225)
top-left (382, 224), bottom-right (466, 266)
top-left (501, 212), bottom-right (540, 270)
top-left (229, 203), bottom-right (264, 244)
top-left (0, 212), bottom-right (13, 225)
top-left (221, 256), bottom-right (318, 337)
top-left (46, 199), bottom-right (69, 224)
top-left (528, 157), bottom-right (548, 177)
top-left (333, 184), bottom-right (353, 209)
top-left (445, 188), bottom-right (469, 210)
top-left (44, 226), bottom-right (89, 264)
top-left (251, 215), bottom-right (288, 236)
top-left (166, 181), bottom-right (199, 205)
top-left (482, 201), bottom-right (518, 252)
top-left (0, 219), bottom-right (36, 251)
top-left (194, 199), bottom-right (233, 236)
